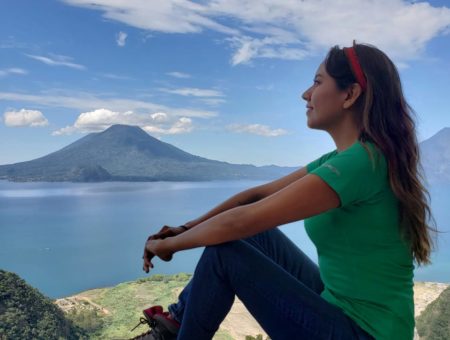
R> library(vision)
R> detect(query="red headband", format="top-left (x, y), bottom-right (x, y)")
top-left (343, 47), bottom-right (367, 92)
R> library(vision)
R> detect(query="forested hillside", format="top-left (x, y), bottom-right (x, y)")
top-left (0, 270), bottom-right (85, 339)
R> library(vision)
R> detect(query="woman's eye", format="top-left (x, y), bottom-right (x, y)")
top-left (313, 80), bottom-right (320, 85)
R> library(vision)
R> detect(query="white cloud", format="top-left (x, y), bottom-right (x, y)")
top-left (227, 32), bottom-right (309, 65)
top-left (62, 0), bottom-right (450, 65)
top-left (101, 73), bottom-right (133, 80)
top-left (63, 0), bottom-right (239, 35)
top-left (228, 36), bottom-right (259, 65)
top-left (116, 31), bottom-right (128, 47)
top-left (217, 0), bottom-right (450, 63)
top-left (159, 87), bottom-right (226, 106)
top-left (160, 87), bottom-right (225, 98)
top-left (151, 112), bottom-right (169, 123)
top-left (199, 98), bottom-right (226, 106)
top-left (255, 84), bottom-right (274, 91)
top-left (25, 53), bottom-right (86, 70)
top-left (0, 68), bottom-right (28, 77)
top-left (52, 108), bottom-right (193, 135)
top-left (0, 37), bottom-right (37, 49)
top-left (3, 109), bottom-right (49, 127)
top-left (143, 117), bottom-right (193, 135)
top-left (0, 90), bottom-right (217, 118)
top-left (227, 123), bottom-right (288, 137)
top-left (167, 71), bottom-right (191, 79)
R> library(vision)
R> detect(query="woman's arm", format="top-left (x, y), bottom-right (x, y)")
top-left (183, 166), bottom-right (309, 228)
top-left (150, 173), bottom-right (340, 258)
top-left (142, 166), bottom-right (310, 272)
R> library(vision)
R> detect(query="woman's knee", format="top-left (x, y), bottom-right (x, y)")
top-left (202, 240), bottom-right (244, 260)
top-left (200, 240), bottom-right (255, 271)
top-left (243, 227), bottom-right (291, 253)
top-left (243, 228), bottom-right (279, 242)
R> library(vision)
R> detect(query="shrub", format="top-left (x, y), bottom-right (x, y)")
top-left (416, 286), bottom-right (450, 339)
top-left (67, 309), bottom-right (104, 334)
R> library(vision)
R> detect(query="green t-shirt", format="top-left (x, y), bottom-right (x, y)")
top-left (305, 140), bottom-right (414, 340)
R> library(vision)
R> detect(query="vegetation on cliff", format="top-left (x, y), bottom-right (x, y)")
top-left (0, 270), bottom-right (85, 339)
top-left (416, 285), bottom-right (450, 339)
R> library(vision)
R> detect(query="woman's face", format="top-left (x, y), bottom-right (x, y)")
top-left (302, 62), bottom-right (348, 131)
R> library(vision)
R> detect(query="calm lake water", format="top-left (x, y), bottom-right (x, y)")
top-left (1, 180), bottom-right (449, 298)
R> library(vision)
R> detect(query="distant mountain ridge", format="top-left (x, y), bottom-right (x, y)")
top-left (0, 124), bottom-right (296, 182)
top-left (1, 124), bottom-right (449, 183)
top-left (420, 127), bottom-right (450, 185)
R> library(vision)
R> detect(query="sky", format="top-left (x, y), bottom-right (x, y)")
top-left (1, 0), bottom-right (450, 167)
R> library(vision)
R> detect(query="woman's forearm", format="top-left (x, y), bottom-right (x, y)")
top-left (168, 204), bottom-right (259, 252)
top-left (160, 169), bottom-right (325, 256)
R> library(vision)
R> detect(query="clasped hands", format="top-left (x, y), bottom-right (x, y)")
top-left (142, 225), bottom-right (186, 273)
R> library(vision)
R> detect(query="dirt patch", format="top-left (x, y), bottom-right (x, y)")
top-left (219, 297), bottom-right (267, 339)
top-left (171, 287), bottom-right (266, 339)
top-left (413, 281), bottom-right (449, 317)
top-left (55, 295), bottom-right (110, 315)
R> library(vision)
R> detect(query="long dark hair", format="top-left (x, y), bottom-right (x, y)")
top-left (324, 42), bottom-right (437, 266)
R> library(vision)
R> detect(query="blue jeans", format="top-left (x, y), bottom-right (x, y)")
top-left (168, 228), bottom-right (374, 340)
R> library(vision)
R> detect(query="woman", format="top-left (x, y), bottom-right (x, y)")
top-left (140, 42), bottom-right (435, 340)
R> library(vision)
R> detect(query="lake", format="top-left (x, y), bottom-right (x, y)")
top-left (1, 180), bottom-right (449, 298)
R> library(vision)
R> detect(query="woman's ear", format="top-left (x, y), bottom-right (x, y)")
top-left (343, 83), bottom-right (362, 109)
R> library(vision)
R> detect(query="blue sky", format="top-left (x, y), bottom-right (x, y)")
top-left (1, 0), bottom-right (450, 167)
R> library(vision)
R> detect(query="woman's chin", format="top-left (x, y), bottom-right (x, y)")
top-left (306, 118), bottom-right (317, 129)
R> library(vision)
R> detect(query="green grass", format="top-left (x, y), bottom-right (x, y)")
top-left (65, 273), bottom-right (238, 339)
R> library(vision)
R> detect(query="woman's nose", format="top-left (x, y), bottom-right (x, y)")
top-left (301, 88), bottom-right (310, 101)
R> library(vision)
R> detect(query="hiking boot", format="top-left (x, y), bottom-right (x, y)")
top-left (130, 305), bottom-right (180, 340)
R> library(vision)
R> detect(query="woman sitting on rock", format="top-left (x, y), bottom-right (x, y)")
top-left (140, 42), bottom-right (435, 340)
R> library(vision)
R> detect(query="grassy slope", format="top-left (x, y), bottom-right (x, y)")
top-left (61, 273), bottom-right (234, 340)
